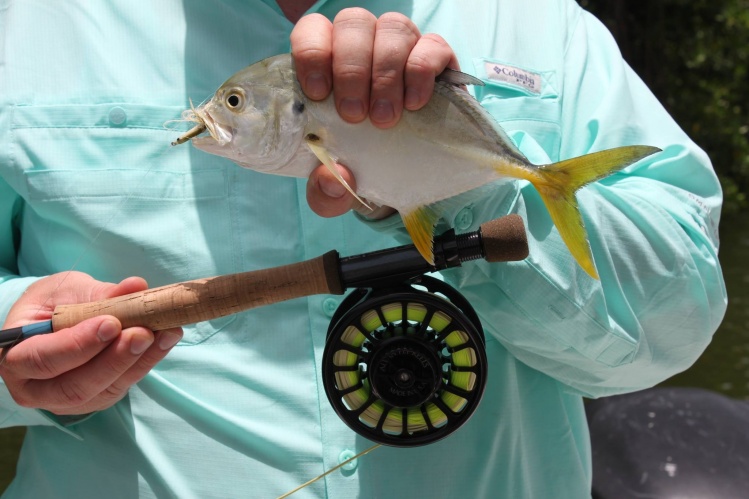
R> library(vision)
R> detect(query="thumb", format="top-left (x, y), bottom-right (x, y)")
top-left (307, 163), bottom-right (360, 218)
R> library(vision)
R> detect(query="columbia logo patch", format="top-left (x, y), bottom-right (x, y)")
top-left (484, 62), bottom-right (542, 94)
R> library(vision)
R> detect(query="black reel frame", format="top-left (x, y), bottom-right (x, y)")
top-left (322, 275), bottom-right (488, 447)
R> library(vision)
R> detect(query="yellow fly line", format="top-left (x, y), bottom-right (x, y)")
top-left (332, 302), bottom-right (478, 435)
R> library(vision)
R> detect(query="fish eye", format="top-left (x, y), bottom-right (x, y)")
top-left (225, 91), bottom-right (244, 110)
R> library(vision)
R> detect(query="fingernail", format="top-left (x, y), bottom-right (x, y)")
top-left (405, 87), bottom-right (420, 109)
top-left (97, 320), bottom-right (120, 342)
top-left (319, 175), bottom-right (347, 198)
top-left (304, 72), bottom-right (328, 100)
top-left (370, 99), bottom-right (394, 123)
top-left (158, 331), bottom-right (182, 351)
top-left (339, 98), bottom-right (365, 121)
top-left (130, 334), bottom-right (154, 355)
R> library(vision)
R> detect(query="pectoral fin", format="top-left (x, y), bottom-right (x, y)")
top-left (401, 206), bottom-right (441, 265)
top-left (305, 134), bottom-right (372, 211)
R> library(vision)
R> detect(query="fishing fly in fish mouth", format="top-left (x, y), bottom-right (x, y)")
top-left (173, 53), bottom-right (661, 280)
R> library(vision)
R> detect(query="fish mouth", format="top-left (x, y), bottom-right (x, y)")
top-left (171, 106), bottom-right (233, 147)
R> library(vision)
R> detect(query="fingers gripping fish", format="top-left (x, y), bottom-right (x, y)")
top-left (174, 54), bottom-right (660, 280)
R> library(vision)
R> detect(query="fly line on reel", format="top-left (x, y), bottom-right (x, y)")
top-left (322, 276), bottom-right (488, 447)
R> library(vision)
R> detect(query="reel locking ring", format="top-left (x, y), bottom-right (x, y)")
top-left (322, 276), bottom-right (488, 447)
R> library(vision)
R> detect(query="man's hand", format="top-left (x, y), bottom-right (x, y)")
top-left (291, 8), bottom-right (459, 218)
top-left (0, 272), bottom-right (182, 415)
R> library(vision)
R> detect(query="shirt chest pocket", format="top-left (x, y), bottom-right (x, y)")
top-left (9, 103), bottom-right (236, 290)
top-left (472, 58), bottom-right (563, 164)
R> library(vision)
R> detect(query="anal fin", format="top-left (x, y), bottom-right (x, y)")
top-left (402, 206), bottom-right (441, 265)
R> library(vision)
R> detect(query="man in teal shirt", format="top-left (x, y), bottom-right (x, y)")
top-left (0, 1), bottom-right (726, 498)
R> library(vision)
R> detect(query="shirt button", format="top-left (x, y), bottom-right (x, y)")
top-left (338, 449), bottom-right (358, 471)
top-left (454, 207), bottom-right (474, 230)
top-left (322, 297), bottom-right (339, 318)
top-left (108, 107), bottom-right (127, 127)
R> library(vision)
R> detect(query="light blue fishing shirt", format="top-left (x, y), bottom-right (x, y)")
top-left (0, 1), bottom-right (726, 498)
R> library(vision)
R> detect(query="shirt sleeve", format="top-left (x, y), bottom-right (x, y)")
top-left (0, 176), bottom-right (49, 428)
top-left (466, 8), bottom-right (725, 398)
top-left (365, 7), bottom-right (727, 399)
top-left (0, 174), bottom-right (30, 323)
top-left (0, 175), bottom-right (88, 433)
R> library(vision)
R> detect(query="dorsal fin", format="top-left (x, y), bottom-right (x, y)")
top-left (433, 82), bottom-right (529, 164)
top-left (436, 68), bottom-right (485, 87)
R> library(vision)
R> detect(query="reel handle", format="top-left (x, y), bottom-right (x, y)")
top-left (46, 214), bottom-right (526, 332)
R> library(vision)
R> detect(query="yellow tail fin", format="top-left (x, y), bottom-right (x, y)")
top-left (530, 145), bottom-right (661, 279)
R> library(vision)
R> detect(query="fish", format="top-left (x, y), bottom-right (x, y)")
top-left (173, 53), bottom-right (660, 279)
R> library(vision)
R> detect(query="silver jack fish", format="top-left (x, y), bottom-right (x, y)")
top-left (174, 54), bottom-right (660, 279)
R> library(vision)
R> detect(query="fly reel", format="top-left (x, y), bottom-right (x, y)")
top-left (0, 213), bottom-right (527, 447)
top-left (322, 275), bottom-right (487, 447)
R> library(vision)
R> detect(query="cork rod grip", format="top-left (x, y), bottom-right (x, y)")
top-left (51, 251), bottom-right (343, 332)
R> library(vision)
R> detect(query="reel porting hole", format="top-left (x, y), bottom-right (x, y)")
top-left (322, 276), bottom-right (487, 447)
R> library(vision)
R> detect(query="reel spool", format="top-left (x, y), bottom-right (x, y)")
top-left (322, 276), bottom-right (487, 447)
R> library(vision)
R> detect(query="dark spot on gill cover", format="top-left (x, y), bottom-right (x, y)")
top-left (305, 133), bottom-right (320, 142)
top-left (293, 100), bottom-right (305, 114)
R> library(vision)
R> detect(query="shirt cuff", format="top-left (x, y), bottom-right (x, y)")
top-left (0, 385), bottom-right (87, 440)
top-left (0, 275), bottom-right (91, 438)
top-left (0, 275), bottom-right (43, 324)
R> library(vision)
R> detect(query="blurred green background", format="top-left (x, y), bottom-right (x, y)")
top-left (2, 0), bottom-right (748, 493)
top-left (577, 0), bottom-right (749, 397)
top-left (580, 0), bottom-right (749, 216)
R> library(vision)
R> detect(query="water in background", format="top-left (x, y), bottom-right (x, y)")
top-left (663, 214), bottom-right (749, 400)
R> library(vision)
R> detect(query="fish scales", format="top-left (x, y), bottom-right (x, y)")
top-left (174, 54), bottom-right (661, 279)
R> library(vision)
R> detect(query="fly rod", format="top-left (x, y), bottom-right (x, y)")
top-left (0, 214), bottom-right (528, 347)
